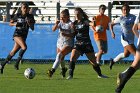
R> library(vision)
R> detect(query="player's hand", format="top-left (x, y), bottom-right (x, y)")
top-left (55, 18), bottom-right (60, 25)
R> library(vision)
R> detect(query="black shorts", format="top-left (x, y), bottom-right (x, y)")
top-left (13, 31), bottom-right (27, 41)
top-left (74, 42), bottom-right (94, 56)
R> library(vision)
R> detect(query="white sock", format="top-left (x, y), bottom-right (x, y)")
top-left (95, 53), bottom-right (98, 57)
top-left (114, 53), bottom-right (125, 63)
top-left (52, 53), bottom-right (63, 69)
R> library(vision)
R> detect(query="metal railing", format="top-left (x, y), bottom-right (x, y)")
top-left (0, 2), bottom-right (139, 22)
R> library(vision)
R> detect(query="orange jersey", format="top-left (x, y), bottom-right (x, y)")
top-left (92, 14), bottom-right (110, 41)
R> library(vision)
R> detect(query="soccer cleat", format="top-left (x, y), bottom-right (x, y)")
top-left (98, 74), bottom-right (109, 78)
top-left (61, 67), bottom-right (68, 78)
top-left (66, 75), bottom-right (73, 80)
top-left (115, 73), bottom-right (125, 93)
top-left (0, 64), bottom-right (4, 74)
top-left (47, 69), bottom-right (53, 78)
top-left (109, 58), bottom-right (114, 70)
top-left (14, 63), bottom-right (19, 70)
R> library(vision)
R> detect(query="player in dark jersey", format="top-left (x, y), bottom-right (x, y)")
top-left (66, 7), bottom-right (108, 79)
top-left (0, 2), bottom-right (35, 74)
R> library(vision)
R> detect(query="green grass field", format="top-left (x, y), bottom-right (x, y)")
top-left (0, 63), bottom-right (140, 93)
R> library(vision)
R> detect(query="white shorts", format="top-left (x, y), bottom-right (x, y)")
top-left (57, 38), bottom-right (74, 50)
top-left (121, 35), bottom-right (134, 47)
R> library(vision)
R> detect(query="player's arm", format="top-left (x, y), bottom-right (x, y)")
top-left (87, 18), bottom-right (96, 32)
top-left (109, 22), bottom-right (115, 39)
top-left (109, 17), bottom-right (120, 39)
top-left (110, 17), bottom-right (120, 32)
top-left (133, 23), bottom-right (139, 38)
top-left (88, 19), bottom-right (96, 27)
top-left (133, 13), bottom-right (140, 38)
top-left (109, 22), bottom-right (115, 33)
top-left (9, 19), bottom-right (16, 26)
top-left (9, 14), bottom-right (17, 26)
top-left (52, 18), bottom-right (60, 32)
top-left (27, 15), bottom-right (35, 31)
top-left (62, 23), bottom-right (76, 38)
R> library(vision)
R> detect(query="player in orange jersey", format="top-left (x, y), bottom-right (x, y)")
top-left (91, 4), bottom-right (115, 65)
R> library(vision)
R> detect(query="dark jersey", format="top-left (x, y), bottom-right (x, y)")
top-left (74, 19), bottom-right (91, 43)
top-left (73, 19), bottom-right (94, 55)
top-left (12, 13), bottom-right (35, 38)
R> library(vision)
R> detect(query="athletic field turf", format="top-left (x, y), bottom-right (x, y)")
top-left (0, 63), bottom-right (140, 93)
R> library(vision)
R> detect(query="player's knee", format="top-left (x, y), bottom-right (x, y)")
top-left (99, 50), bottom-right (105, 54)
top-left (10, 52), bottom-right (16, 56)
top-left (124, 53), bottom-right (130, 57)
top-left (70, 58), bottom-right (77, 62)
top-left (22, 46), bottom-right (27, 51)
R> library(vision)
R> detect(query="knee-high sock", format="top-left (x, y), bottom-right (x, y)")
top-left (16, 49), bottom-right (26, 64)
top-left (116, 67), bottom-right (136, 92)
top-left (19, 49), bottom-right (26, 58)
top-left (2, 54), bottom-right (13, 67)
top-left (68, 61), bottom-right (75, 77)
top-left (122, 67), bottom-right (136, 81)
top-left (60, 61), bottom-right (65, 69)
top-left (93, 65), bottom-right (102, 76)
top-left (52, 53), bottom-right (63, 70)
top-left (114, 53), bottom-right (125, 62)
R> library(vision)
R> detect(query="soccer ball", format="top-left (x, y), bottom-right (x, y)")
top-left (95, 25), bottom-right (104, 32)
top-left (24, 68), bottom-right (35, 79)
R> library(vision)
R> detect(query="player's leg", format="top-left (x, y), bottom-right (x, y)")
top-left (115, 51), bottom-right (140, 93)
top-left (48, 46), bottom-right (72, 78)
top-left (127, 44), bottom-right (136, 56)
top-left (110, 46), bottom-right (130, 70)
top-left (0, 42), bottom-right (20, 74)
top-left (110, 36), bottom-right (131, 69)
top-left (67, 49), bottom-right (80, 79)
top-left (110, 53), bottom-right (125, 70)
top-left (14, 37), bottom-right (27, 70)
top-left (95, 40), bottom-right (107, 65)
top-left (47, 48), bottom-right (61, 78)
top-left (60, 46), bottom-right (72, 78)
top-left (59, 56), bottom-right (68, 78)
top-left (86, 52), bottom-right (108, 78)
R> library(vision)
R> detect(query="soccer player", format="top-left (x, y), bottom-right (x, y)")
top-left (91, 4), bottom-right (115, 65)
top-left (66, 7), bottom-right (108, 79)
top-left (109, 4), bottom-right (136, 70)
top-left (115, 12), bottom-right (140, 93)
top-left (47, 9), bottom-right (74, 78)
top-left (0, 3), bottom-right (35, 74)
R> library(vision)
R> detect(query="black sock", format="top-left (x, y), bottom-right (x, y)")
top-left (15, 57), bottom-right (21, 65)
top-left (62, 67), bottom-right (66, 70)
top-left (116, 67), bottom-right (136, 92)
top-left (68, 61), bottom-right (75, 77)
top-left (16, 49), bottom-right (26, 64)
top-left (51, 68), bottom-right (55, 74)
top-left (2, 54), bottom-right (13, 67)
top-left (121, 67), bottom-right (136, 86)
top-left (124, 67), bottom-right (136, 80)
top-left (19, 49), bottom-right (26, 58)
top-left (93, 65), bottom-right (102, 76)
